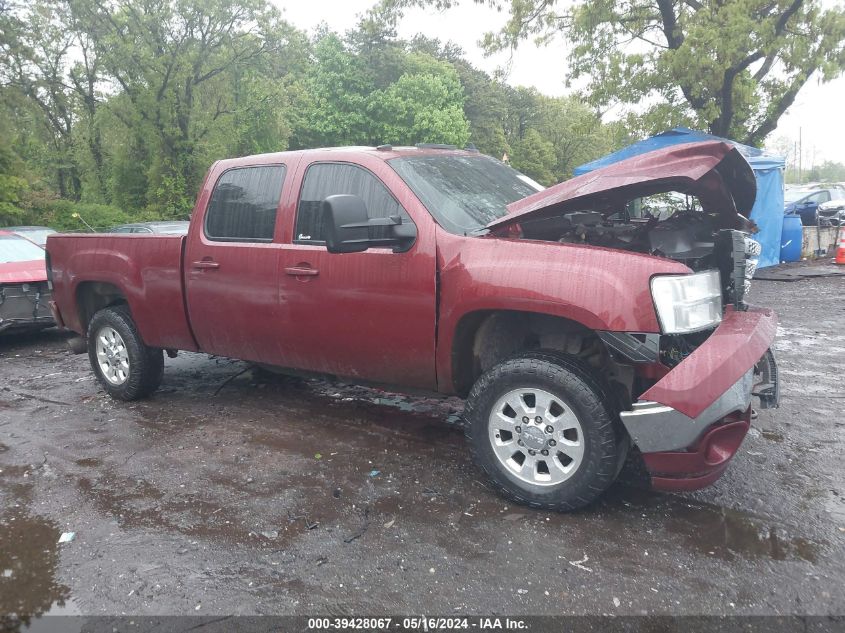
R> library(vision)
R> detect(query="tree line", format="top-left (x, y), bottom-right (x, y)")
top-left (0, 0), bottom-right (625, 230)
top-left (3, 0), bottom-right (841, 230)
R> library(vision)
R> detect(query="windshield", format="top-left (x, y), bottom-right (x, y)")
top-left (157, 223), bottom-right (189, 235)
top-left (14, 228), bottom-right (55, 246)
top-left (0, 234), bottom-right (45, 263)
top-left (388, 154), bottom-right (542, 235)
top-left (784, 189), bottom-right (812, 203)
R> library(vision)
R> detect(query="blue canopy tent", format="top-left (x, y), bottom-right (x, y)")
top-left (573, 128), bottom-right (786, 268)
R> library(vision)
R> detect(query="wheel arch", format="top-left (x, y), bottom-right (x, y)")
top-left (449, 309), bottom-right (632, 409)
top-left (76, 281), bottom-right (129, 335)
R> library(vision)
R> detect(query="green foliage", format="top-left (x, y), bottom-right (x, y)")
top-left (301, 34), bottom-right (470, 147)
top-left (532, 95), bottom-right (616, 180)
top-left (0, 146), bottom-right (29, 224)
top-left (0, 0), bottom-right (624, 225)
top-left (388, 0), bottom-right (845, 147)
top-left (300, 33), bottom-right (373, 147)
top-left (509, 129), bottom-right (557, 185)
top-left (806, 161), bottom-right (845, 184)
top-left (368, 55), bottom-right (470, 146)
top-left (28, 199), bottom-right (132, 232)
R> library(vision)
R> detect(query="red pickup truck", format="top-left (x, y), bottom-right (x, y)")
top-left (46, 141), bottom-right (779, 511)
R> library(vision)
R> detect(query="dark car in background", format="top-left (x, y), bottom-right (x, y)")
top-left (109, 221), bottom-right (190, 235)
top-left (784, 187), bottom-right (845, 226)
top-left (0, 230), bottom-right (53, 334)
top-left (1, 225), bottom-right (57, 247)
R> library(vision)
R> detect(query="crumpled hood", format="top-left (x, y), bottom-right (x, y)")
top-left (0, 259), bottom-right (48, 284)
top-left (489, 141), bottom-right (756, 231)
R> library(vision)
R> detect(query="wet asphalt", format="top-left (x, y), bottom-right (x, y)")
top-left (0, 262), bottom-right (843, 623)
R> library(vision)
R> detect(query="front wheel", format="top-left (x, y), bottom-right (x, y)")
top-left (464, 351), bottom-right (625, 511)
top-left (87, 305), bottom-right (163, 401)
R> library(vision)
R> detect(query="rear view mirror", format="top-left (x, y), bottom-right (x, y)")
top-left (322, 194), bottom-right (417, 254)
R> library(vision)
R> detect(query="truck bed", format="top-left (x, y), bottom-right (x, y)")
top-left (47, 234), bottom-right (198, 351)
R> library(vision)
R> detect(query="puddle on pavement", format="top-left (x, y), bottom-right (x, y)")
top-left (75, 370), bottom-right (473, 551)
top-left (73, 458), bottom-right (101, 468)
top-left (0, 507), bottom-right (77, 628)
top-left (599, 486), bottom-right (820, 563)
top-left (69, 356), bottom-right (825, 564)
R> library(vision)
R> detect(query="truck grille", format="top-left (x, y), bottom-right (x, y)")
top-left (715, 230), bottom-right (760, 309)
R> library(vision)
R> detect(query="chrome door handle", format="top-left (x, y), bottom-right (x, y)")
top-left (284, 266), bottom-right (319, 276)
top-left (192, 260), bottom-right (220, 270)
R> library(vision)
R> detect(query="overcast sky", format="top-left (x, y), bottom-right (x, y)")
top-left (274, 0), bottom-right (845, 166)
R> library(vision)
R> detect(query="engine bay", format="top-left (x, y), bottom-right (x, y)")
top-left (519, 207), bottom-right (721, 272)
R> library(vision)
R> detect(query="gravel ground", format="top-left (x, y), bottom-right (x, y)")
top-left (1, 261), bottom-right (843, 623)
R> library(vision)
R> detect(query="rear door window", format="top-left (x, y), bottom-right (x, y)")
top-left (205, 165), bottom-right (286, 242)
top-left (294, 162), bottom-right (409, 244)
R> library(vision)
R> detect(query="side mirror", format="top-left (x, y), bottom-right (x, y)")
top-left (323, 194), bottom-right (370, 254)
top-left (322, 194), bottom-right (417, 254)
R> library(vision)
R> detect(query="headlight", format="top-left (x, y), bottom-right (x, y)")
top-left (651, 270), bottom-right (722, 334)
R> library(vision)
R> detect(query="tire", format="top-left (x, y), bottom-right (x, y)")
top-left (464, 350), bottom-right (626, 511)
top-left (87, 304), bottom-right (164, 401)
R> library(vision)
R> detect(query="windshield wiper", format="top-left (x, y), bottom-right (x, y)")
top-left (466, 226), bottom-right (490, 236)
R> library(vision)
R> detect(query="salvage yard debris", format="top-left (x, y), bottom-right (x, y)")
top-left (569, 554), bottom-right (593, 572)
top-left (57, 531), bottom-right (76, 544)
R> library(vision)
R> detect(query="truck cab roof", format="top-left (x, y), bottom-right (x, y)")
top-left (211, 145), bottom-right (480, 171)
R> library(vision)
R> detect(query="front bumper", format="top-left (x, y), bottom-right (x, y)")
top-left (621, 368), bottom-right (754, 453)
top-left (619, 305), bottom-right (778, 490)
top-left (0, 283), bottom-right (54, 334)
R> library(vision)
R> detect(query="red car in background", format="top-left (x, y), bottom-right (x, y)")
top-left (0, 230), bottom-right (54, 334)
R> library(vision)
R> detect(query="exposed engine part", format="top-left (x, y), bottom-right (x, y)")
top-left (522, 210), bottom-right (722, 273)
top-left (647, 212), bottom-right (716, 264)
top-left (660, 335), bottom-right (696, 368)
top-left (521, 206), bottom-right (760, 311)
top-left (659, 330), bottom-right (714, 368)
top-left (597, 332), bottom-right (660, 363)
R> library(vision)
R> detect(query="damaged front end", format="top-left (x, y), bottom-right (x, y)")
top-left (0, 233), bottom-right (54, 334)
top-left (490, 141), bottom-right (762, 311)
top-left (488, 141), bottom-right (780, 489)
top-left (0, 281), bottom-right (53, 334)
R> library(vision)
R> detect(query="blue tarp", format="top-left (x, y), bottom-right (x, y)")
top-left (574, 128), bottom-right (786, 268)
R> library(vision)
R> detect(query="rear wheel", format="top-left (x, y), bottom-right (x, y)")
top-left (87, 305), bottom-right (163, 401)
top-left (464, 351), bottom-right (625, 511)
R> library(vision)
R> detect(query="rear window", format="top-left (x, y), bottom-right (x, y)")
top-left (205, 165), bottom-right (286, 241)
top-left (0, 234), bottom-right (44, 263)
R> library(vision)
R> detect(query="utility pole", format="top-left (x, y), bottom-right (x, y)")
top-left (793, 140), bottom-right (797, 181)
top-left (798, 127), bottom-right (803, 184)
